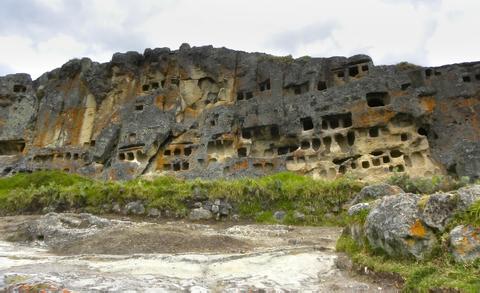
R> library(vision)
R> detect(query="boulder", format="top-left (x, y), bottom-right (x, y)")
top-left (456, 185), bottom-right (480, 210)
top-left (348, 202), bottom-right (371, 216)
top-left (189, 208), bottom-right (213, 221)
top-left (293, 211), bottom-right (305, 221)
top-left (350, 184), bottom-right (403, 205)
top-left (124, 201), bottom-right (145, 215)
top-left (449, 225), bottom-right (480, 262)
top-left (211, 204), bottom-right (220, 213)
top-left (147, 208), bottom-right (161, 218)
top-left (365, 193), bottom-right (437, 259)
top-left (274, 211), bottom-right (286, 221)
top-left (421, 193), bottom-right (458, 231)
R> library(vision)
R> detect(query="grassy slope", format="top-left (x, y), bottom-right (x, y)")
top-left (0, 171), bottom-right (363, 225)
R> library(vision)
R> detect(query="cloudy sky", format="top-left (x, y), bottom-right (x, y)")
top-left (0, 0), bottom-right (479, 78)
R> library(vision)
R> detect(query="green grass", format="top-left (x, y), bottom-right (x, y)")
top-left (0, 171), bottom-right (363, 225)
top-left (447, 199), bottom-right (480, 229)
top-left (336, 234), bottom-right (480, 292)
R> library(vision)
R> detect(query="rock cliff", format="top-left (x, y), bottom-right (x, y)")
top-left (0, 44), bottom-right (479, 180)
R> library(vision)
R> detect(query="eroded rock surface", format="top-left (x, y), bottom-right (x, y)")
top-left (449, 225), bottom-right (480, 262)
top-left (349, 185), bottom-right (480, 261)
top-left (365, 193), bottom-right (437, 259)
top-left (0, 45), bottom-right (479, 180)
top-left (0, 215), bottom-right (394, 292)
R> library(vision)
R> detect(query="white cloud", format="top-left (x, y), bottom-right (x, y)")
top-left (0, 0), bottom-right (479, 78)
top-left (425, 0), bottom-right (480, 65)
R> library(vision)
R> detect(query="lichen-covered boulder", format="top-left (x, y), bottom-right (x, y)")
top-left (350, 184), bottom-right (403, 205)
top-left (348, 202), bottom-right (371, 216)
top-left (365, 193), bottom-right (437, 259)
top-left (421, 192), bottom-right (458, 231)
top-left (449, 225), bottom-right (480, 262)
top-left (456, 185), bottom-right (480, 210)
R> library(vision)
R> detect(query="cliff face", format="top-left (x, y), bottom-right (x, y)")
top-left (0, 44), bottom-right (479, 181)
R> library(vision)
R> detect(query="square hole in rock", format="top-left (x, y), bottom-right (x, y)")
top-left (312, 138), bottom-right (321, 150)
top-left (173, 163), bottom-right (181, 171)
top-left (369, 127), bottom-right (379, 137)
top-left (463, 76), bottom-right (471, 82)
top-left (301, 117), bottom-right (314, 131)
top-left (238, 147), bottom-right (247, 157)
top-left (13, 85), bottom-right (26, 93)
top-left (349, 66), bottom-right (359, 77)
top-left (366, 92), bottom-right (390, 107)
top-left (237, 92), bottom-right (244, 101)
top-left (362, 161), bottom-right (370, 168)
top-left (317, 81), bottom-right (327, 91)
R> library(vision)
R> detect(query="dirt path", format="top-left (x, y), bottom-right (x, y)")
top-left (0, 215), bottom-right (398, 292)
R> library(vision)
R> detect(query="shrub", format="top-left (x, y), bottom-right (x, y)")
top-left (388, 173), bottom-right (469, 194)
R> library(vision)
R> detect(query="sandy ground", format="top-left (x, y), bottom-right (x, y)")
top-left (0, 215), bottom-right (400, 292)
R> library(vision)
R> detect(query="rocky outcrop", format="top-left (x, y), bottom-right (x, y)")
top-left (0, 45), bottom-right (480, 180)
top-left (347, 185), bottom-right (480, 261)
top-left (23, 212), bottom-right (124, 247)
top-left (365, 193), bottom-right (437, 259)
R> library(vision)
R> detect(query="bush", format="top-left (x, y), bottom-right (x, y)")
top-left (388, 173), bottom-right (469, 194)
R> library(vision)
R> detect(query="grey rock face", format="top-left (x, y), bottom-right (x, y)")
top-left (189, 208), bottom-right (213, 221)
top-left (365, 193), bottom-right (437, 260)
top-left (124, 201), bottom-right (145, 215)
top-left (421, 192), bottom-right (458, 231)
top-left (0, 45), bottom-right (479, 181)
top-left (449, 225), bottom-right (480, 262)
top-left (456, 185), bottom-right (480, 210)
top-left (351, 184), bottom-right (403, 205)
